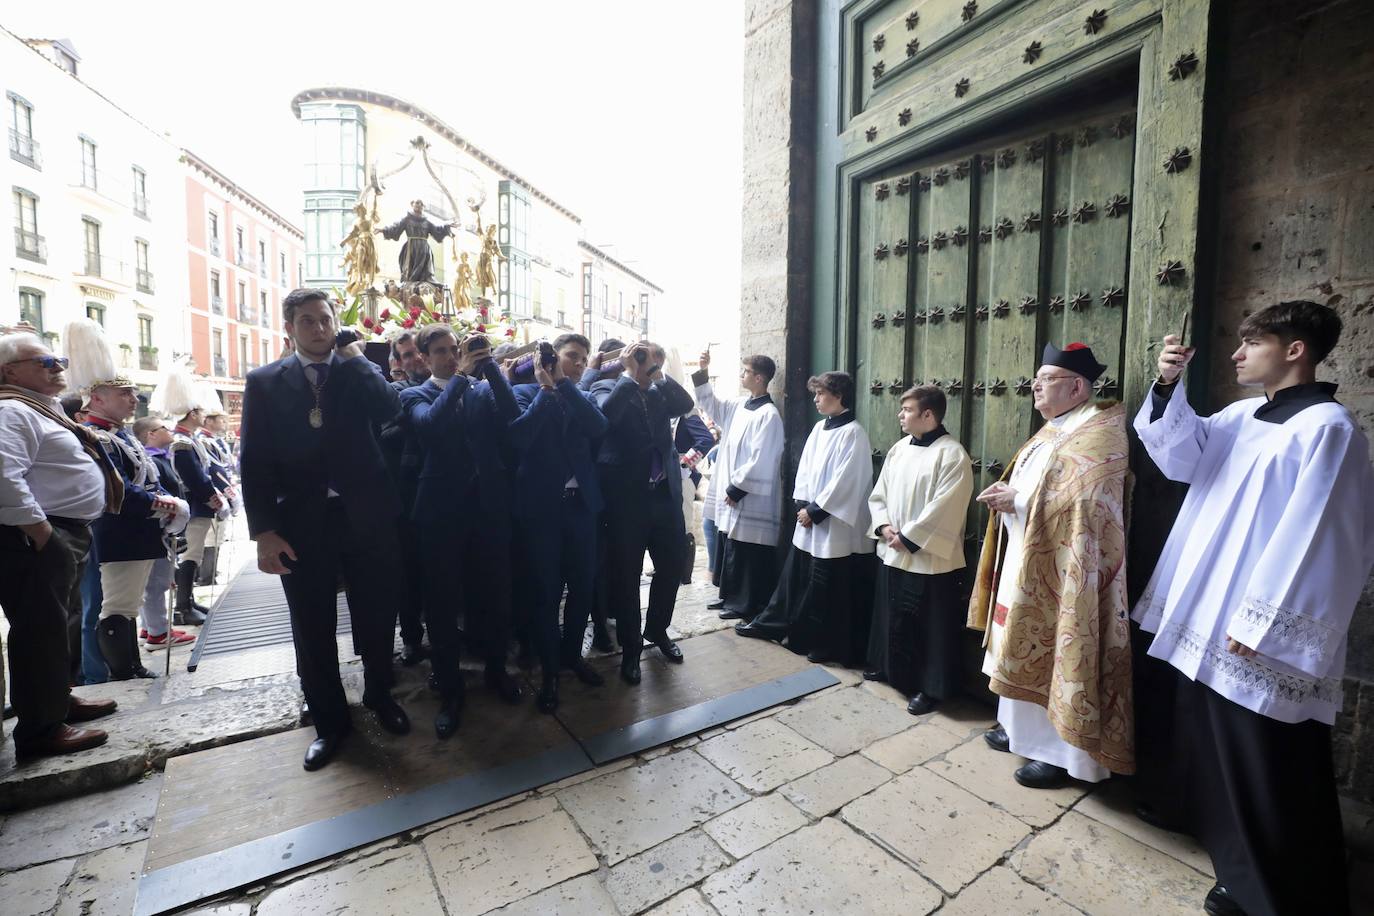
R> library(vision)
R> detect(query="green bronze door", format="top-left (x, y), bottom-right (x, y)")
top-left (852, 102), bottom-right (1137, 552)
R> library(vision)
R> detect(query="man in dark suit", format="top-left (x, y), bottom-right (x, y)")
top-left (509, 333), bottom-right (608, 712)
top-left (673, 409), bottom-right (714, 585)
top-left (380, 331), bottom-right (427, 665)
top-left (401, 324), bottom-right (524, 739)
top-left (591, 341), bottom-right (696, 684)
top-left (239, 289), bottom-right (409, 772)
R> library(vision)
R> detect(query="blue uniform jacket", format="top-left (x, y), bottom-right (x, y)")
top-left (400, 362), bottom-right (520, 527)
top-left (509, 378), bottom-right (608, 518)
top-left (87, 423), bottom-right (170, 563)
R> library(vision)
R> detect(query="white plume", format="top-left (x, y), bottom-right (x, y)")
top-left (61, 318), bottom-right (117, 394)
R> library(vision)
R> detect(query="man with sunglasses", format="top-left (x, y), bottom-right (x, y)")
top-left (0, 333), bottom-right (119, 759)
top-left (967, 342), bottom-right (1133, 791)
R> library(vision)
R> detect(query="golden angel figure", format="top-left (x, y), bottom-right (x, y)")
top-left (476, 223), bottom-right (505, 296)
top-left (453, 252), bottom-right (475, 312)
top-left (340, 200), bottom-right (381, 296)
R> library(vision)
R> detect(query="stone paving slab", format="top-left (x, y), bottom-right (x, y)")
top-left (701, 817), bottom-right (942, 916)
top-left (606, 829), bottom-right (730, 914)
top-left (695, 718), bottom-right (833, 792)
top-left (421, 795), bottom-right (598, 916)
top-left (254, 845), bottom-right (444, 916)
top-left (701, 792), bottom-right (808, 858)
top-left (777, 753), bottom-right (891, 817)
top-left (940, 865), bottom-right (1082, 915)
top-left (55, 838), bottom-right (145, 916)
top-left (774, 685), bottom-right (914, 757)
top-left (1011, 811), bottom-right (1216, 916)
top-left (488, 874), bottom-right (619, 916)
top-left (860, 723), bottom-right (966, 773)
top-left (557, 752), bottom-right (749, 865)
top-left (925, 737), bottom-right (1089, 827)
top-left (841, 766), bottom-right (1030, 895)
top-left (0, 857), bottom-right (74, 916)
top-left (0, 772), bottom-right (160, 870)
top-left (1071, 781), bottom-right (1214, 877)
top-left (646, 887), bottom-right (717, 915)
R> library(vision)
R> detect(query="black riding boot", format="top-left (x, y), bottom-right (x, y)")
top-left (174, 562), bottom-right (209, 625)
top-left (98, 616), bottom-right (156, 680)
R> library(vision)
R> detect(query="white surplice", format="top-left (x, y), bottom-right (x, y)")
top-left (867, 431), bottom-right (972, 575)
top-left (983, 401), bottom-right (1111, 782)
top-left (791, 416), bottom-right (875, 559)
top-left (1133, 382), bottom-right (1374, 724)
top-left (696, 382), bottom-right (784, 546)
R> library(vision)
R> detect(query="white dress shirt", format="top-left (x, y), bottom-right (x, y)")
top-left (0, 392), bottom-right (107, 525)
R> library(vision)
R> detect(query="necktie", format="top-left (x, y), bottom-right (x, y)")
top-left (649, 445), bottom-right (664, 484)
top-left (306, 362), bottom-right (329, 387)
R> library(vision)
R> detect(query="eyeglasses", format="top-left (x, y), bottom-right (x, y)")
top-left (6, 355), bottom-right (69, 370)
top-left (1032, 373), bottom-right (1077, 385)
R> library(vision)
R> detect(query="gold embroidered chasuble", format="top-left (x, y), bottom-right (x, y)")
top-left (967, 401), bottom-right (1135, 774)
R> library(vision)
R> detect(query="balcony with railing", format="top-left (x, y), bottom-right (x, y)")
top-left (209, 237), bottom-right (221, 257)
top-left (260, 310), bottom-right (270, 329)
top-left (136, 269), bottom-right (155, 293)
top-left (15, 228), bottom-right (46, 262)
top-left (235, 251), bottom-right (257, 273)
top-left (138, 346), bottom-right (158, 371)
top-left (237, 303), bottom-right (257, 325)
top-left (259, 262), bottom-right (267, 279)
top-left (213, 356), bottom-right (227, 377)
top-left (133, 193), bottom-right (149, 218)
top-left (8, 129), bottom-right (40, 168)
top-left (210, 294), bottom-right (224, 315)
top-left (80, 251), bottom-right (133, 286)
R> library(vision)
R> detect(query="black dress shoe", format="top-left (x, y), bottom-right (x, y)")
top-left (806, 649), bottom-right (837, 664)
top-left (1134, 801), bottom-right (1191, 835)
top-left (983, 725), bottom-right (1010, 753)
top-left (906, 693), bottom-right (938, 716)
top-left (364, 695), bottom-right (411, 735)
top-left (717, 608), bottom-right (747, 620)
top-left (303, 731), bottom-right (347, 771)
top-left (646, 632), bottom-right (683, 663)
top-left (1014, 760), bottom-right (1069, 789)
top-left (1203, 884), bottom-right (1247, 916)
top-left (735, 622), bottom-right (786, 641)
top-left (427, 671), bottom-right (440, 692)
top-left (300, 701), bottom-right (312, 726)
top-left (565, 658), bottom-right (605, 687)
top-left (706, 599), bottom-right (727, 611)
top-left (620, 656), bottom-right (642, 685)
top-left (536, 677), bottom-right (559, 714)
top-left (399, 642), bottom-right (428, 667)
top-left (484, 667), bottom-right (524, 704)
top-left (2, 704), bottom-right (14, 720)
top-left (435, 695), bottom-right (464, 739)
top-left (862, 669), bottom-right (885, 682)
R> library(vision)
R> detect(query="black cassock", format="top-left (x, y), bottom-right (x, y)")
top-left (867, 563), bottom-right (963, 700)
top-left (749, 536), bottom-right (876, 667)
top-left (380, 213), bottom-right (453, 285)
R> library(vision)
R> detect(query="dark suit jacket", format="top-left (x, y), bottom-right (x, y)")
top-left (400, 363), bottom-right (520, 527)
top-left (591, 375), bottom-right (695, 504)
top-left (674, 412), bottom-right (714, 487)
top-left (239, 354), bottom-right (402, 540)
top-left (509, 379), bottom-right (608, 518)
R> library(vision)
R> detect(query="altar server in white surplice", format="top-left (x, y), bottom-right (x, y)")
top-left (866, 385), bottom-right (972, 716)
top-left (694, 350), bottom-right (784, 622)
top-left (736, 372), bottom-right (875, 666)
top-left (1135, 300), bottom-right (1373, 916)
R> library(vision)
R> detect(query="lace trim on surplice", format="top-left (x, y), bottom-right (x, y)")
top-left (1232, 593), bottom-right (1340, 665)
top-left (1156, 621), bottom-right (1342, 710)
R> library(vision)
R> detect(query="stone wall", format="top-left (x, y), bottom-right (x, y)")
top-left (740, 0), bottom-right (816, 446)
top-left (1207, 0), bottom-right (1374, 807)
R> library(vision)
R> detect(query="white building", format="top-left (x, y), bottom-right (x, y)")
top-left (1, 29), bottom-right (188, 392)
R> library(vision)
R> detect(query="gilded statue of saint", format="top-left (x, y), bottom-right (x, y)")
top-left (377, 199), bottom-right (456, 285)
top-left (340, 200), bottom-right (381, 296)
top-left (476, 223), bottom-right (506, 296)
top-left (453, 252), bottom-right (475, 313)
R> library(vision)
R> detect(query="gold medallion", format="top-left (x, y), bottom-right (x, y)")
top-left (308, 408), bottom-right (323, 429)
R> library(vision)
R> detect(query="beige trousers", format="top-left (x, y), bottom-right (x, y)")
top-left (99, 559), bottom-right (157, 620)
top-left (183, 517), bottom-right (213, 565)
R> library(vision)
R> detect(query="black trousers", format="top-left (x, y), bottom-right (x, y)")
top-left (279, 501), bottom-right (397, 738)
top-left (719, 538), bottom-right (777, 619)
top-left (395, 516), bottom-right (426, 647)
top-left (0, 519), bottom-right (91, 741)
top-left (418, 519), bottom-right (512, 699)
top-left (604, 481), bottom-right (684, 660)
top-left (1158, 670), bottom-right (1348, 916)
top-left (870, 565), bottom-right (963, 700)
top-left (521, 490), bottom-right (598, 677)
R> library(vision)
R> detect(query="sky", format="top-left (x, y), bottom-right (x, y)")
top-left (4, 0), bottom-right (744, 349)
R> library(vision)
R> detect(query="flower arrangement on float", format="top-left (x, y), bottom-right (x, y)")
top-left (335, 290), bottom-right (520, 343)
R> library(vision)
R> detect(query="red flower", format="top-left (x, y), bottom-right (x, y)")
top-left (402, 318), bottom-right (416, 329)
top-left (505, 328), bottom-right (516, 337)
top-left (479, 306), bottom-right (489, 318)
top-left (379, 308), bottom-right (391, 320)
top-left (373, 324), bottom-right (385, 335)
top-left (409, 306), bottom-right (422, 318)
top-left (476, 323), bottom-right (486, 332)
top-left (362, 317), bottom-right (374, 329)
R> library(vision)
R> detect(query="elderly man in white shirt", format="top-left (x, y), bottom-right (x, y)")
top-left (0, 332), bottom-right (118, 759)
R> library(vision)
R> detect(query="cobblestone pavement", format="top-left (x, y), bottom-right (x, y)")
top-left (1, 511), bottom-right (1371, 914)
